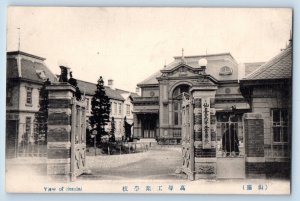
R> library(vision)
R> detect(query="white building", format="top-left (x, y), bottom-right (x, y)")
top-left (77, 79), bottom-right (138, 140)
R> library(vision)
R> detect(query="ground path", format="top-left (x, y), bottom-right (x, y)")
top-left (80, 145), bottom-right (187, 180)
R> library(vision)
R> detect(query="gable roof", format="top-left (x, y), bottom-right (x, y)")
top-left (245, 46), bottom-right (292, 80)
top-left (77, 79), bottom-right (125, 101)
top-left (244, 62), bottom-right (265, 76)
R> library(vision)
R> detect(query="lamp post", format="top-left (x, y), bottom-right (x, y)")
top-left (91, 130), bottom-right (97, 156)
top-left (198, 58), bottom-right (208, 74)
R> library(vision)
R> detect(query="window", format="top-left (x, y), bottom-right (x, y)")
top-left (36, 70), bottom-right (46, 80)
top-left (219, 66), bottom-right (233, 75)
top-left (126, 104), bottom-right (131, 115)
top-left (272, 109), bottom-right (289, 143)
top-left (118, 103), bottom-right (122, 115)
top-left (26, 87), bottom-right (33, 105)
top-left (114, 102), bottom-right (117, 115)
top-left (174, 101), bottom-right (181, 125)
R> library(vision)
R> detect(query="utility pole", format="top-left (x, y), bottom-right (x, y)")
top-left (17, 27), bottom-right (21, 51)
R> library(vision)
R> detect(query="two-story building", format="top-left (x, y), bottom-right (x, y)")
top-left (77, 79), bottom-right (137, 140)
top-left (132, 52), bottom-right (250, 144)
top-left (6, 51), bottom-right (57, 158)
top-left (6, 51), bottom-right (138, 157)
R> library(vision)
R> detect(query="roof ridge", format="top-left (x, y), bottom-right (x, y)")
top-left (173, 52), bottom-right (232, 59)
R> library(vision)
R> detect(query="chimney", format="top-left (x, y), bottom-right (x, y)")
top-left (108, 79), bottom-right (114, 89)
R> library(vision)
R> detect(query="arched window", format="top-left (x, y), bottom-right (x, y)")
top-left (172, 84), bottom-right (190, 125)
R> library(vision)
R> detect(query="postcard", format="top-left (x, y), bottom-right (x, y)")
top-left (5, 7), bottom-right (292, 194)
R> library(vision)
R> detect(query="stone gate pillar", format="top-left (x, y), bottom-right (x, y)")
top-left (191, 85), bottom-right (217, 179)
top-left (46, 83), bottom-right (75, 182)
top-left (244, 113), bottom-right (265, 178)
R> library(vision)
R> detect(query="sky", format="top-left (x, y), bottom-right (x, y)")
top-left (6, 7), bottom-right (292, 92)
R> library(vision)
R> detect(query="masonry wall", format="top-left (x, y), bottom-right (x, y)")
top-left (250, 86), bottom-right (291, 178)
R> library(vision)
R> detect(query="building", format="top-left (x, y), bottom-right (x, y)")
top-left (6, 51), bottom-right (137, 157)
top-left (132, 52), bottom-right (250, 144)
top-left (77, 79), bottom-right (138, 140)
top-left (240, 45), bottom-right (292, 178)
top-left (6, 51), bottom-right (57, 157)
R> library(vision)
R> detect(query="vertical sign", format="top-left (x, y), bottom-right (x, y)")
top-left (202, 97), bottom-right (211, 149)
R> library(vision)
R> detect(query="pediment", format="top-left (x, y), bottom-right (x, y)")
top-left (160, 63), bottom-right (198, 78)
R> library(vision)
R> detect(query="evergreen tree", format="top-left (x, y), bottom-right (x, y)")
top-left (89, 76), bottom-right (111, 146)
top-left (34, 79), bottom-right (51, 144)
top-left (124, 116), bottom-right (134, 142)
top-left (110, 117), bottom-right (116, 142)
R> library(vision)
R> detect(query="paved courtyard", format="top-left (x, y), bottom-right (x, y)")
top-left (81, 145), bottom-right (187, 180)
top-left (6, 145), bottom-right (186, 182)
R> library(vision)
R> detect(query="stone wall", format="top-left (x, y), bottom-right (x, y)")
top-left (47, 83), bottom-right (87, 181)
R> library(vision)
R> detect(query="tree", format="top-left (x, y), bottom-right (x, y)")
top-left (34, 78), bottom-right (51, 144)
top-left (109, 117), bottom-right (116, 142)
top-left (124, 116), bottom-right (134, 142)
top-left (89, 76), bottom-right (111, 146)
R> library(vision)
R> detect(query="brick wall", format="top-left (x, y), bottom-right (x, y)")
top-left (244, 113), bottom-right (265, 177)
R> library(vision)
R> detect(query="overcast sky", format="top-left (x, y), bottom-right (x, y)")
top-left (7, 7), bottom-right (292, 92)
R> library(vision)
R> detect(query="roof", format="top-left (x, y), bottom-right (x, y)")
top-left (130, 92), bottom-right (139, 98)
top-left (77, 80), bottom-right (125, 101)
top-left (137, 70), bottom-right (161, 86)
top-left (244, 62), bottom-right (265, 76)
top-left (7, 51), bottom-right (46, 60)
top-left (6, 51), bottom-right (57, 83)
top-left (245, 46), bottom-right (292, 80)
top-left (137, 52), bottom-right (236, 86)
top-left (173, 52), bottom-right (234, 61)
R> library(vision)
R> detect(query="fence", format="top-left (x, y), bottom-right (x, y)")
top-left (6, 120), bottom-right (47, 158)
top-left (216, 122), bottom-right (244, 157)
top-left (87, 141), bottom-right (150, 155)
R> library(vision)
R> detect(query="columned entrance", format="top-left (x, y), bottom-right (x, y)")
top-left (141, 113), bottom-right (158, 138)
top-left (132, 112), bottom-right (159, 140)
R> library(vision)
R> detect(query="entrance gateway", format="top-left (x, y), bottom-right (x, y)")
top-left (181, 79), bottom-right (245, 180)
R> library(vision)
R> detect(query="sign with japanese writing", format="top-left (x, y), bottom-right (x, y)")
top-left (202, 97), bottom-right (211, 149)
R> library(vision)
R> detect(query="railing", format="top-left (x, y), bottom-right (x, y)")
top-left (6, 122), bottom-right (48, 157)
top-left (132, 97), bottom-right (159, 103)
top-left (87, 141), bottom-right (150, 155)
top-left (216, 122), bottom-right (245, 157)
top-left (173, 127), bottom-right (182, 138)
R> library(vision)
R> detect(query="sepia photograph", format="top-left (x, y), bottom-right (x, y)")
top-left (5, 7), bottom-right (292, 194)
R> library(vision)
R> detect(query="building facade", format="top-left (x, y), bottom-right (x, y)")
top-left (132, 53), bottom-right (250, 144)
top-left (6, 51), bottom-right (57, 157)
top-left (77, 79), bottom-right (137, 140)
top-left (240, 45), bottom-right (292, 178)
top-left (6, 51), bottom-right (137, 158)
